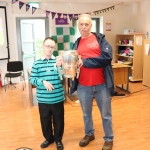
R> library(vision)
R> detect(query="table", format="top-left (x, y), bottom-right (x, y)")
top-left (27, 69), bottom-right (37, 106)
top-left (112, 63), bottom-right (131, 93)
top-left (65, 63), bottom-right (131, 100)
top-left (28, 63), bottom-right (131, 105)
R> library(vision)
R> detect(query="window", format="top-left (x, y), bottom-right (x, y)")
top-left (27, 2), bottom-right (40, 8)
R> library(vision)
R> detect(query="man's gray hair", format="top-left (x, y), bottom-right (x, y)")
top-left (78, 14), bottom-right (92, 24)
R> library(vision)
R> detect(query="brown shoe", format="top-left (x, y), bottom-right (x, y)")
top-left (102, 141), bottom-right (113, 150)
top-left (79, 134), bottom-right (95, 147)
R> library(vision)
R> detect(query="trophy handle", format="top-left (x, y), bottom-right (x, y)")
top-left (57, 66), bottom-right (63, 80)
top-left (76, 55), bottom-right (81, 79)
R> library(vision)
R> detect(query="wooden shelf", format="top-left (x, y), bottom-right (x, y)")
top-left (115, 34), bottom-right (144, 82)
top-left (122, 62), bottom-right (132, 65)
top-left (129, 77), bottom-right (143, 82)
top-left (116, 44), bottom-right (134, 47)
top-left (116, 54), bottom-right (133, 58)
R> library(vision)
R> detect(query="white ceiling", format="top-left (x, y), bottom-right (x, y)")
top-left (0, 0), bottom-right (144, 5)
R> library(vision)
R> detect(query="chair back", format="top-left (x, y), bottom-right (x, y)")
top-left (7, 61), bottom-right (23, 72)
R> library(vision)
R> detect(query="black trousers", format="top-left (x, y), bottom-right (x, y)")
top-left (38, 101), bottom-right (64, 142)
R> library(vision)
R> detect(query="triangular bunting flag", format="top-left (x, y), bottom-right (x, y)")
top-left (93, 11), bottom-right (96, 15)
top-left (63, 14), bottom-right (67, 19)
top-left (51, 12), bottom-right (56, 20)
top-left (96, 11), bottom-right (99, 14)
top-left (74, 14), bottom-right (78, 20)
top-left (87, 12), bottom-right (92, 15)
top-left (19, 1), bottom-right (24, 9)
top-left (78, 14), bottom-right (81, 18)
top-left (68, 14), bottom-right (73, 21)
top-left (57, 13), bottom-right (62, 18)
top-left (46, 11), bottom-right (50, 18)
top-left (26, 4), bottom-right (30, 12)
top-left (32, 6), bottom-right (37, 14)
top-left (12, 0), bottom-right (18, 4)
top-left (110, 6), bottom-right (115, 10)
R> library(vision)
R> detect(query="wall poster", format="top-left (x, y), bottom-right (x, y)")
top-left (106, 23), bottom-right (111, 31)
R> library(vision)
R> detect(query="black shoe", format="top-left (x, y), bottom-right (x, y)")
top-left (56, 141), bottom-right (64, 150)
top-left (40, 140), bottom-right (54, 148)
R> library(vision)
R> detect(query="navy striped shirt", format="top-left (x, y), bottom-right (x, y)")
top-left (29, 56), bottom-right (65, 104)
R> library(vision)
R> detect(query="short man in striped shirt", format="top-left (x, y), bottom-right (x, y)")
top-left (30, 37), bottom-right (65, 150)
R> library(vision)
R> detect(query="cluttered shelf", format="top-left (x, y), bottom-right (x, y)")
top-left (115, 33), bottom-right (144, 82)
top-left (116, 54), bottom-right (133, 58)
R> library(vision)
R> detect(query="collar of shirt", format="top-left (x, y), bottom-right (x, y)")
top-left (41, 55), bottom-right (55, 60)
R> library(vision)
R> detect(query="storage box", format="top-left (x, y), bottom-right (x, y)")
top-left (124, 28), bottom-right (134, 34)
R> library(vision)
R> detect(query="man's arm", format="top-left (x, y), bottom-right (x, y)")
top-left (29, 63), bottom-right (43, 86)
top-left (82, 54), bottom-right (112, 68)
top-left (83, 41), bottom-right (112, 68)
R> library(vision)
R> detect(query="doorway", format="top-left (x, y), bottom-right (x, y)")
top-left (16, 17), bottom-right (49, 79)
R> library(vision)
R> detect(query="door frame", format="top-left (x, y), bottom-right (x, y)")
top-left (0, 6), bottom-right (10, 60)
top-left (91, 16), bottom-right (103, 34)
top-left (16, 17), bottom-right (49, 62)
top-left (91, 18), bottom-right (100, 34)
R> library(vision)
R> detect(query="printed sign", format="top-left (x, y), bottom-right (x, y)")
top-left (106, 23), bottom-right (111, 31)
top-left (55, 18), bottom-right (68, 25)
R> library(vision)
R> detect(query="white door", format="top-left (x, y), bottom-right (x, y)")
top-left (20, 19), bottom-right (46, 79)
top-left (20, 20), bottom-right (35, 79)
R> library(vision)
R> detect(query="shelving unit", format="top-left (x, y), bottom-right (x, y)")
top-left (143, 39), bottom-right (150, 87)
top-left (115, 34), bottom-right (144, 82)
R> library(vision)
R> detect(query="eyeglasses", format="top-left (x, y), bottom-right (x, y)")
top-left (44, 45), bottom-right (55, 50)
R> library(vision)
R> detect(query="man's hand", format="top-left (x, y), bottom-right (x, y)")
top-left (56, 56), bottom-right (63, 67)
top-left (43, 80), bottom-right (54, 91)
top-left (77, 56), bottom-right (83, 68)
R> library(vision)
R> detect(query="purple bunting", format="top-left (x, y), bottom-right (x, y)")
top-left (74, 14), bottom-right (78, 20)
top-left (19, 1), bottom-right (24, 9)
top-left (63, 14), bottom-right (67, 19)
top-left (46, 11), bottom-right (50, 18)
top-left (12, 0), bottom-right (18, 4)
top-left (26, 4), bottom-right (30, 12)
top-left (51, 12), bottom-right (56, 20)
top-left (57, 13), bottom-right (62, 19)
top-left (68, 14), bottom-right (73, 21)
top-left (32, 6), bottom-right (37, 14)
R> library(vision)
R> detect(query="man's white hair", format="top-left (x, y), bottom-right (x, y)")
top-left (78, 14), bottom-right (92, 24)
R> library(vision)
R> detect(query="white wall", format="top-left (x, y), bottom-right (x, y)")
top-left (95, 0), bottom-right (150, 62)
top-left (0, 0), bottom-right (150, 85)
